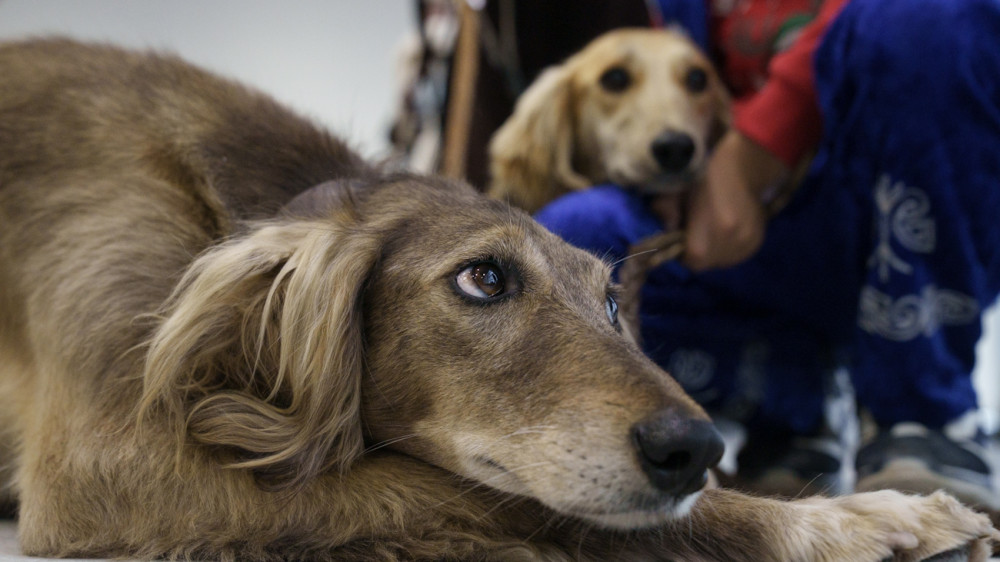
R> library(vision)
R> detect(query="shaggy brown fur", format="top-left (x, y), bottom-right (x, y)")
top-left (488, 28), bottom-right (730, 214)
top-left (0, 38), bottom-right (996, 561)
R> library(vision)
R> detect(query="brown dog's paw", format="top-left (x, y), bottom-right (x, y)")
top-left (791, 490), bottom-right (999, 562)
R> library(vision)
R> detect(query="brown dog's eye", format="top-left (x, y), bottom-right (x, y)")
top-left (599, 66), bottom-right (631, 93)
top-left (456, 262), bottom-right (506, 300)
top-left (684, 67), bottom-right (708, 93)
top-left (605, 294), bottom-right (620, 331)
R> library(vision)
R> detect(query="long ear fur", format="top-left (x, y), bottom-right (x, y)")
top-left (139, 208), bottom-right (379, 491)
top-left (488, 65), bottom-right (590, 213)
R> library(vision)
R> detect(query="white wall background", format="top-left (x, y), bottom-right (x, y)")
top-left (0, 0), bottom-right (414, 158)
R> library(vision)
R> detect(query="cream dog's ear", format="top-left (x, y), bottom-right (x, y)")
top-left (139, 207), bottom-right (379, 492)
top-left (488, 65), bottom-right (590, 213)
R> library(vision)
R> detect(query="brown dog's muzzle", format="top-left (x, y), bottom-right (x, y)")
top-left (632, 409), bottom-right (724, 496)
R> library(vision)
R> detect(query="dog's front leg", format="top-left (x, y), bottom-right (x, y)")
top-left (639, 488), bottom-right (998, 562)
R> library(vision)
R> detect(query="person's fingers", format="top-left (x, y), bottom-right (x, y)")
top-left (682, 188), bottom-right (766, 270)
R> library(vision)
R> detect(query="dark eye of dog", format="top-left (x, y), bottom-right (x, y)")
top-left (685, 67), bottom-right (708, 93)
top-left (456, 262), bottom-right (506, 300)
top-left (599, 66), bottom-right (631, 93)
top-left (605, 293), bottom-right (620, 331)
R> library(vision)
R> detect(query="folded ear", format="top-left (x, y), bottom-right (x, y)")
top-left (139, 211), bottom-right (380, 491)
top-left (280, 179), bottom-right (359, 219)
top-left (488, 65), bottom-right (590, 213)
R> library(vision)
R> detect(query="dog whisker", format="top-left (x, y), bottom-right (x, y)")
top-left (431, 460), bottom-right (555, 512)
top-left (570, 516), bottom-right (592, 558)
top-left (795, 473), bottom-right (827, 499)
top-left (609, 247), bottom-right (663, 269)
top-left (499, 425), bottom-right (557, 440)
top-left (363, 434), bottom-right (419, 454)
top-left (521, 514), bottom-right (557, 546)
top-left (473, 492), bottom-right (526, 523)
top-left (489, 460), bottom-right (553, 476)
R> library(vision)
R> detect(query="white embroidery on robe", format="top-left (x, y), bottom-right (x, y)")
top-left (859, 284), bottom-right (979, 341)
top-left (868, 174), bottom-right (936, 282)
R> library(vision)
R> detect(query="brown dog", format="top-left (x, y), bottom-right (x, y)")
top-left (488, 28), bottom-right (730, 214)
top-left (0, 38), bottom-right (995, 561)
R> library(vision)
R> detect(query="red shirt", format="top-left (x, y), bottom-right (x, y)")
top-left (711, 0), bottom-right (849, 168)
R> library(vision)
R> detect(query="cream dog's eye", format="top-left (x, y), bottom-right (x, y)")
top-left (456, 262), bottom-right (506, 299)
top-left (685, 67), bottom-right (708, 93)
top-left (599, 66), bottom-right (631, 92)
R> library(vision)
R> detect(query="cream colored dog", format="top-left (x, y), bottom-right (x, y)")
top-left (489, 28), bottom-right (729, 213)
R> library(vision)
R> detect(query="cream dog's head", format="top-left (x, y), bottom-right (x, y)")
top-left (489, 28), bottom-right (730, 213)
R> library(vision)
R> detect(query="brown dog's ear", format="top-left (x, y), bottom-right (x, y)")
top-left (488, 66), bottom-right (590, 213)
top-left (139, 213), bottom-right (379, 491)
top-left (280, 179), bottom-right (360, 219)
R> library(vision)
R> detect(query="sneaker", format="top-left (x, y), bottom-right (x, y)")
top-left (733, 369), bottom-right (857, 498)
top-left (855, 416), bottom-right (1000, 512)
top-left (736, 430), bottom-right (850, 498)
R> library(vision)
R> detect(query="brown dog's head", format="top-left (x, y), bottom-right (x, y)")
top-left (141, 176), bottom-right (723, 529)
top-left (489, 28), bottom-right (731, 213)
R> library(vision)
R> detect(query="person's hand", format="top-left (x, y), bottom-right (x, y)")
top-left (678, 130), bottom-right (788, 271)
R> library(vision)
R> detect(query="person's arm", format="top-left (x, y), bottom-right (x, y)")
top-left (681, 0), bottom-right (848, 271)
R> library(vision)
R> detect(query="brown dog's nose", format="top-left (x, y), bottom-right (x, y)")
top-left (650, 131), bottom-right (695, 174)
top-left (632, 411), bottom-right (724, 496)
